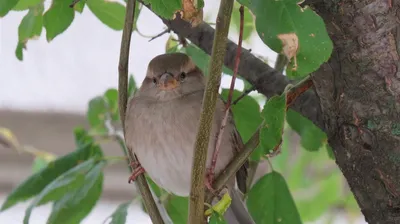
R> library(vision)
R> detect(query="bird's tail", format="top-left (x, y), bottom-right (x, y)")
top-left (223, 189), bottom-right (255, 224)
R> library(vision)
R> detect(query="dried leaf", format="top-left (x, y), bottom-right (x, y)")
top-left (277, 33), bottom-right (299, 71)
top-left (180, 0), bottom-right (203, 27)
top-left (0, 127), bottom-right (20, 151)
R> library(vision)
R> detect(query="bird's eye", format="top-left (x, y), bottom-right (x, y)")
top-left (152, 78), bottom-right (157, 84)
top-left (180, 72), bottom-right (186, 80)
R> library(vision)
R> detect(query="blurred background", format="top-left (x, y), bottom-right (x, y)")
top-left (0, 0), bottom-right (366, 223)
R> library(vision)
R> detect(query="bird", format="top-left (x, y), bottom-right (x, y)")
top-left (124, 52), bottom-right (254, 224)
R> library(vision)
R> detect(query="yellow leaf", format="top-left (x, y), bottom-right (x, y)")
top-left (204, 190), bottom-right (232, 216)
top-left (0, 127), bottom-right (20, 151)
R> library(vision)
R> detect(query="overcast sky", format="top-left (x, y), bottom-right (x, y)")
top-left (0, 0), bottom-right (276, 114)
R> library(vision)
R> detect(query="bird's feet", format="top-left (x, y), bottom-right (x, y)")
top-left (128, 161), bottom-right (145, 183)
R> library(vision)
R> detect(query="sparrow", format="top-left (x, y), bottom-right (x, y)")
top-left (124, 52), bottom-right (254, 224)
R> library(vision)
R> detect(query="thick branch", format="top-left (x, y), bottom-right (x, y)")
top-left (118, 1), bottom-right (164, 223)
top-left (188, 0), bottom-right (234, 223)
top-left (158, 17), bottom-right (324, 131)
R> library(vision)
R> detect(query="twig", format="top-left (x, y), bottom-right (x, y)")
top-left (178, 35), bottom-right (188, 47)
top-left (206, 75), bottom-right (314, 201)
top-left (240, 62), bottom-right (312, 192)
top-left (245, 161), bottom-right (259, 191)
top-left (206, 125), bottom-right (261, 202)
top-left (232, 86), bottom-right (256, 105)
top-left (117, 0), bottom-right (164, 223)
top-left (286, 76), bottom-right (313, 108)
top-left (188, 0), bottom-right (235, 223)
top-left (149, 28), bottom-right (171, 42)
top-left (209, 5), bottom-right (245, 184)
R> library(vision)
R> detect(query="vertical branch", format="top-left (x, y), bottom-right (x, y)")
top-left (118, 0), bottom-right (164, 223)
top-left (188, 0), bottom-right (235, 223)
top-left (210, 5), bottom-right (245, 181)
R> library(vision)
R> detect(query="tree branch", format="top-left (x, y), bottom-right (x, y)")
top-left (188, 0), bottom-right (234, 223)
top-left (158, 15), bottom-right (324, 131)
top-left (118, 1), bottom-right (164, 223)
top-left (206, 76), bottom-right (314, 201)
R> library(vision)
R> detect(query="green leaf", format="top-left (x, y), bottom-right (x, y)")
top-left (209, 211), bottom-right (227, 224)
top-left (128, 75), bottom-right (137, 97)
top-left (0, 142), bottom-right (102, 211)
top-left (15, 42), bottom-right (24, 61)
top-left (74, 127), bottom-right (96, 147)
top-left (73, 0), bottom-right (85, 13)
top-left (247, 171), bottom-right (302, 224)
top-left (221, 89), bottom-right (261, 143)
top-left (326, 144), bottom-right (335, 159)
top-left (31, 152), bottom-right (56, 173)
top-left (0, 0), bottom-right (19, 17)
top-left (241, 0), bottom-right (333, 78)
top-left (286, 109), bottom-right (326, 152)
top-left (87, 0), bottom-right (126, 30)
top-left (182, 45), bottom-right (234, 76)
top-left (295, 172), bottom-right (341, 221)
top-left (18, 4), bottom-right (43, 43)
top-left (46, 161), bottom-right (105, 224)
top-left (231, 2), bottom-right (254, 40)
top-left (146, 177), bottom-right (189, 224)
top-left (87, 96), bottom-right (108, 134)
top-left (43, 0), bottom-right (75, 41)
top-left (31, 157), bottom-right (49, 173)
top-left (165, 196), bottom-right (189, 224)
top-left (23, 159), bottom-right (97, 223)
top-left (12, 0), bottom-right (42, 11)
top-left (104, 88), bottom-right (120, 121)
top-left (270, 133), bottom-right (343, 222)
top-left (260, 94), bottom-right (286, 154)
top-left (142, 0), bottom-right (181, 19)
top-left (107, 201), bottom-right (131, 224)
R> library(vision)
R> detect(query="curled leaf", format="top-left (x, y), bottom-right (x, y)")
top-left (0, 127), bottom-right (20, 151)
top-left (277, 33), bottom-right (299, 71)
top-left (204, 189), bottom-right (232, 216)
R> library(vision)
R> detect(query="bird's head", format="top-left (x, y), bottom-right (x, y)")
top-left (138, 53), bottom-right (205, 101)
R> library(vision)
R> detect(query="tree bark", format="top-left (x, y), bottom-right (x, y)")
top-left (311, 1), bottom-right (400, 223)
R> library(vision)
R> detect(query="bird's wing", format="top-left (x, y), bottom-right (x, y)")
top-left (124, 96), bottom-right (137, 152)
top-left (217, 95), bottom-right (249, 194)
top-left (229, 109), bottom-right (249, 194)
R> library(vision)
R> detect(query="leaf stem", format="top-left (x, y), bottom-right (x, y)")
top-left (232, 86), bottom-right (256, 105)
top-left (188, 0), bottom-right (235, 223)
top-left (118, 1), bottom-right (164, 223)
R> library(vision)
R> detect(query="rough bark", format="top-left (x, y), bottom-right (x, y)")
top-left (311, 1), bottom-right (400, 223)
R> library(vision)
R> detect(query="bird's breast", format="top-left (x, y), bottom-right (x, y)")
top-left (129, 97), bottom-right (202, 196)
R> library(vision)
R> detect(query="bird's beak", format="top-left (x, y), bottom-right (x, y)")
top-left (159, 73), bottom-right (178, 90)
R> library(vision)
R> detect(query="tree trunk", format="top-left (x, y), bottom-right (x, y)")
top-left (312, 1), bottom-right (400, 223)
